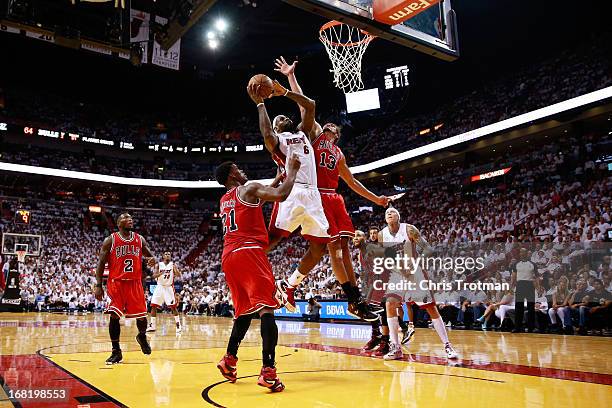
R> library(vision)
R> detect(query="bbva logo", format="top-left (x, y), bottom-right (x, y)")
top-left (326, 305), bottom-right (346, 315)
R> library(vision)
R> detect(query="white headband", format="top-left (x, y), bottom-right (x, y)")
top-left (385, 207), bottom-right (400, 221)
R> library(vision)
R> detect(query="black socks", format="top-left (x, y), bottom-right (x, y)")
top-left (109, 316), bottom-right (121, 350)
top-left (260, 313), bottom-right (278, 368)
top-left (227, 314), bottom-right (253, 357)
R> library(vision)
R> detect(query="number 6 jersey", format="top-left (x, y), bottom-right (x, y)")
top-left (108, 231), bottom-right (143, 280)
top-left (219, 186), bottom-right (269, 258)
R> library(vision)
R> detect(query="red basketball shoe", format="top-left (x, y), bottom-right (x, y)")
top-left (217, 353), bottom-right (238, 383)
top-left (257, 366), bottom-right (285, 392)
top-left (276, 280), bottom-right (296, 313)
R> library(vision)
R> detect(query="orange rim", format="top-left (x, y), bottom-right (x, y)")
top-left (319, 20), bottom-right (375, 47)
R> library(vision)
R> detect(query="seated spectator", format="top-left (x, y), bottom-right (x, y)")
top-left (548, 276), bottom-right (572, 334)
top-left (534, 286), bottom-right (549, 333)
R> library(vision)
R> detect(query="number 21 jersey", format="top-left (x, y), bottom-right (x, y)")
top-left (108, 231), bottom-right (142, 280)
top-left (219, 186), bottom-right (269, 258)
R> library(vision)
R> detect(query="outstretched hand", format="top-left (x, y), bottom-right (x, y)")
top-left (274, 56), bottom-right (297, 76)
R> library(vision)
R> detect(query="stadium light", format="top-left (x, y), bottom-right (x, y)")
top-left (215, 18), bottom-right (228, 32)
top-left (208, 38), bottom-right (219, 49)
top-left (206, 31), bottom-right (216, 40)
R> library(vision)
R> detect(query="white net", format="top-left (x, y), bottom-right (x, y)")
top-left (319, 21), bottom-right (375, 94)
top-left (16, 250), bottom-right (26, 263)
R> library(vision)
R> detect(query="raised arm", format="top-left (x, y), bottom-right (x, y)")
top-left (338, 155), bottom-right (389, 206)
top-left (241, 154), bottom-right (301, 203)
top-left (275, 56), bottom-right (323, 137)
top-left (94, 236), bottom-right (112, 300)
top-left (271, 81), bottom-right (317, 140)
top-left (247, 83), bottom-right (279, 153)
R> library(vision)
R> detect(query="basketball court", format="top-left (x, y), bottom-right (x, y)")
top-left (0, 313), bottom-right (610, 407)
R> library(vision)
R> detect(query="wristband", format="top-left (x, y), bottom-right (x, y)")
top-left (284, 89), bottom-right (289, 96)
top-left (257, 102), bottom-right (264, 107)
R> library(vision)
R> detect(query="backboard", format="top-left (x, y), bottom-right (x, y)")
top-left (284, 0), bottom-right (459, 60)
top-left (1, 233), bottom-right (42, 257)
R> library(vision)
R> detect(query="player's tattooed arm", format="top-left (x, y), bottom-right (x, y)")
top-left (338, 155), bottom-right (390, 206)
top-left (271, 80), bottom-right (317, 140)
top-left (242, 154), bottom-right (301, 202)
top-left (140, 236), bottom-right (157, 268)
top-left (94, 236), bottom-right (112, 300)
top-left (407, 224), bottom-right (434, 256)
top-left (152, 263), bottom-right (161, 279)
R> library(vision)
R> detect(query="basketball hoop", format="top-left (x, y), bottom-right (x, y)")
top-left (319, 20), bottom-right (375, 94)
top-left (16, 250), bottom-right (26, 263)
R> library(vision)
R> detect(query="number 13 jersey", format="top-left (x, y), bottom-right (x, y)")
top-left (108, 231), bottom-right (143, 281)
top-left (219, 186), bottom-right (269, 258)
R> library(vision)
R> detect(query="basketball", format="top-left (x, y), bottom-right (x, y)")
top-left (248, 74), bottom-right (274, 99)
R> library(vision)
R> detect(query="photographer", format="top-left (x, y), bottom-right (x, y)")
top-left (302, 298), bottom-right (322, 322)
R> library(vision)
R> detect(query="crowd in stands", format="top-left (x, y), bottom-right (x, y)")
top-left (1, 127), bottom-right (610, 336)
top-left (1, 35), bottom-right (610, 181)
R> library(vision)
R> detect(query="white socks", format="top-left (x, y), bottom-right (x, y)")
top-left (174, 315), bottom-right (180, 324)
top-left (432, 317), bottom-right (449, 344)
top-left (388, 316), bottom-right (400, 346)
top-left (287, 268), bottom-right (307, 287)
top-left (150, 316), bottom-right (156, 326)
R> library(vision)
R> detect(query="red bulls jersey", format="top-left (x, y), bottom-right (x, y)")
top-left (108, 232), bottom-right (143, 280)
top-left (313, 132), bottom-right (344, 190)
top-left (220, 186), bottom-right (269, 257)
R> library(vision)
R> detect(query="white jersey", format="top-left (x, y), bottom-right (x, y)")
top-left (381, 223), bottom-right (410, 244)
top-left (277, 131), bottom-right (317, 186)
top-left (156, 261), bottom-right (174, 286)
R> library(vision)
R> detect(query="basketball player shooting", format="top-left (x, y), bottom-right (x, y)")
top-left (94, 213), bottom-right (157, 365)
top-left (147, 251), bottom-right (182, 334)
top-left (215, 154), bottom-right (301, 393)
top-left (273, 56), bottom-right (390, 320)
top-left (247, 75), bottom-right (343, 316)
top-left (379, 207), bottom-right (458, 360)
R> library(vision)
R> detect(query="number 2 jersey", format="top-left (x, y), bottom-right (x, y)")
top-left (108, 231), bottom-right (143, 280)
top-left (219, 186), bottom-right (269, 258)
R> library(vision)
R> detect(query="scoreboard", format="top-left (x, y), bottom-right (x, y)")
top-left (15, 210), bottom-right (31, 224)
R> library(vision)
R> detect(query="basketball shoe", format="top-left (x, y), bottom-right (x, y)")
top-left (257, 366), bottom-right (285, 392)
top-left (373, 337), bottom-right (390, 357)
top-left (105, 349), bottom-right (122, 365)
top-left (445, 342), bottom-right (458, 359)
top-left (383, 343), bottom-right (404, 360)
top-left (146, 322), bottom-right (156, 332)
top-left (136, 333), bottom-right (151, 355)
top-left (217, 354), bottom-right (238, 383)
top-left (348, 300), bottom-right (379, 322)
top-left (362, 334), bottom-right (382, 351)
top-left (401, 323), bottom-right (415, 345)
top-left (276, 280), bottom-right (296, 312)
